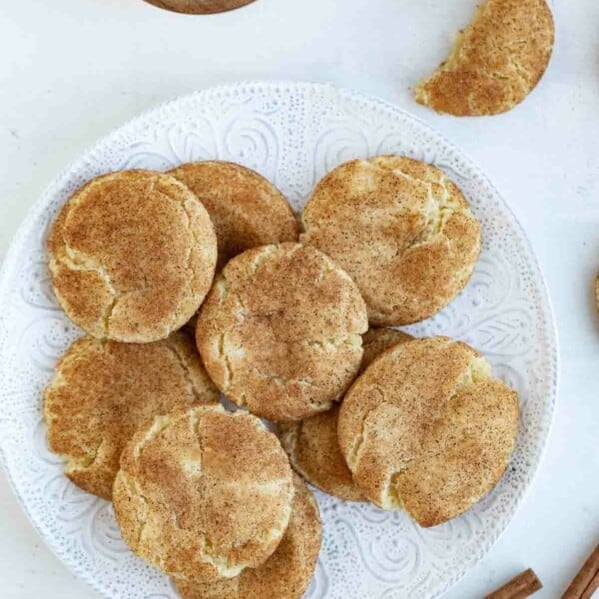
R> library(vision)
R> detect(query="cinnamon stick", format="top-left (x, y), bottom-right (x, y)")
top-left (581, 571), bottom-right (599, 599)
top-left (562, 544), bottom-right (599, 599)
top-left (485, 568), bottom-right (543, 599)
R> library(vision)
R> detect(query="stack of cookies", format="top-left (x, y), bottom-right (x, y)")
top-left (44, 157), bottom-right (520, 597)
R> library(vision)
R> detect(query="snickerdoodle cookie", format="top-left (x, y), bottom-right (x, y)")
top-left (279, 328), bottom-right (412, 501)
top-left (169, 161), bottom-right (298, 269)
top-left (48, 170), bottom-right (217, 342)
top-left (338, 336), bottom-right (519, 526)
top-left (415, 0), bottom-right (554, 116)
top-left (196, 243), bottom-right (368, 421)
top-left (142, 0), bottom-right (255, 15)
top-left (43, 332), bottom-right (218, 500)
top-left (174, 475), bottom-right (321, 599)
top-left (113, 405), bottom-right (294, 581)
top-left (301, 157), bottom-right (481, 326)
top-left (361, 327), bottom-right (414, 371)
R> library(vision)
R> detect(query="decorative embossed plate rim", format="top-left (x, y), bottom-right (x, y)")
top-left (0, 81), bottom-right (558, 599)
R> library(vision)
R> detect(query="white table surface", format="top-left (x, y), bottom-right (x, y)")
top-left (0, 0), bottom-right (598, 597)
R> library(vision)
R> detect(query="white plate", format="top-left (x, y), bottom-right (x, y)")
top-left (0, 82), bottom-right (558, 599)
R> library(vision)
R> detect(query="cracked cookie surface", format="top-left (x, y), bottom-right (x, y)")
top-left (300, 157), bottom-right (481, 326)
top-left (170, 161), bottom-right (298, 270)
top-left (279, 328), bottom-right (412, 502)
top-left (43, 332), bottom-right (219, 500)
top-left (196, 243), bottom-right (368, 421)
top-left (47, 170), bottom-right (217, 342)
top-left (113, 405), bottom-right (294, 582)
top-left (338, 336), bottom-right (519, 526)
top-left (174, 475), bottom-right (321, 599)
top-left (415, 0), bottom-right (554, 116)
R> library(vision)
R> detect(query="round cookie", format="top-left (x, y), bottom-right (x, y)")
top-left (278, 406), bottom-right (360, 502)
top-left (279, 328), bottom-right (412, 501)
top-left (142, 0), bottom-right (256, 15)
top-left (169, 161), bottom-right (299, 269)
top-left (196, 243), bottom-right (368, 421)
top-left (43, 332), bottom-right (219, 500)
top-left (338, 336), bottom-right (519, 527)
top-left (301, 156), bottom-right (481, 326)
top-left (174, 475), bottom-right (321, 599)
top-left (361, 327), bottom-right (414, 371)
top-left (47, 170), bottom-right (217, 342)
top-left (113, 405), bottom-right (294, 582)
top-left (415, 0), bottom-right (554, 116)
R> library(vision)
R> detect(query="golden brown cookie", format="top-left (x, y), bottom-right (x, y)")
top-left (196, 243), bottom-right (368, 421)
top-left (415, 0), bottom-right (554, 116)
top-left (169, 161), bottom-right (299, 269)
top-left (48, 170), bottom-right (217, 342)
top-left (43, 332), bottom-right (219, 500)
top-left (279, 328), bottom-right (412, 501)
top-left (301, 157), bottom-right (481, 326)
top-left (361, 327), bottom-right (414, 371)
top-left (338, 336), bottom-right (519, 527)
top-left (174, 475), bottom-right (321, 599)
top-left (278, 406), bottom-right (361, 502)
top-left (142, 0), bottom-right (256, 15)
top-left (113, 405), bottom-right (294, 582)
